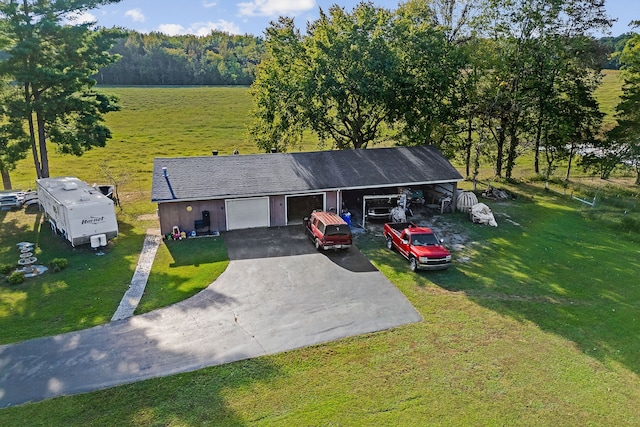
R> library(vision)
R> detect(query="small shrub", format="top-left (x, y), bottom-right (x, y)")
top-left (7, 271), bottom-right (25, 285)
top-left (619, 216), bottom-right (640, 234)
top-left (0, 263), bottom-right (14, 275)
top-left (49, 258), bottom-right (69, 272)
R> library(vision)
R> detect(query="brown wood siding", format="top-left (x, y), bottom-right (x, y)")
top-left (158, 200), bottom-right (226, 235)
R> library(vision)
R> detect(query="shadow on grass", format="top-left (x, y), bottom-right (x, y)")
top-left (163, 235), bottom-right (228, 267)
top-left (436, 189), bottom-right (640, 374)
top-left (0, 359), bottom-right (281, 426)
top-left (362, 184), bottom-right (640, 375)
top-left (49, 357), bottom-right (282, 426)
top-left (0, 210), bottom-right (147, 344)
top-left (0, 297), bottom-right (282, 421)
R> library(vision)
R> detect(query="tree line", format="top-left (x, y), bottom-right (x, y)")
top-left (0, 0), bottom-right (265, 188)
top-left (1, 0), bottom-right (639, 190)
top-left (249, 0), bottom-right (640, 184)
top-left (93, 29), bottom-right (633, 87)
top-left (94, 31), bottom-right (265, 86)
top-left (94, 31), bottom-right (637, 87)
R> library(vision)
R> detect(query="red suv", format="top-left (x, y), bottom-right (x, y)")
top-left (304, 211), bottom-right (352, 250)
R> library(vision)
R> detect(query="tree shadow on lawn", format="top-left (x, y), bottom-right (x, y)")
top-left (29, 357), bottom-right (282, 427)
top-left (91, 357), bottom-right (282, 426)
top-left (426, 190), bottom-right (640, 375)
top-left (0, 305), bottom-right (282, 424)
top-left (0, 208), bottom-right (44, 260)
top-left (0, 215), bottom-right (147, 344)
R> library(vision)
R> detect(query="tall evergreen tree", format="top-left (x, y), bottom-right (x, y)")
top-left (0, 15), bottom-right (29, 189)
top-left (0, 85), bottom-right (30, 189)
top-left (0, 0), bottom-right (123, 179)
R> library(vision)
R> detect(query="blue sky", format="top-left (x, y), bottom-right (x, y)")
top-left (80, 0), bottom-right (637, 37)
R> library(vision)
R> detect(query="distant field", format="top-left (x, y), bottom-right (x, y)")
top-left (595, 69), bottom-right (623, 126)
top-left (8, 75), bottom-right (625, 193)
top-left (9, 86), bottom-right (319, 194)
top-left (2, 79), bottom-right (640, 425)
top-left (10, 87), bottom-right (254, 192)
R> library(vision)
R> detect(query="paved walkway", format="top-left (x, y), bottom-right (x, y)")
top-left (0, 228), bottom-right (422, 408)
top-left (111, 229), bottom-right (162, 321)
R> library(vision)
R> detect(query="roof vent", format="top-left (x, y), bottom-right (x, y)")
top-left (162, 167), bottom-right (177, 199)
top-left (63, 181), bottom-right (78, 191)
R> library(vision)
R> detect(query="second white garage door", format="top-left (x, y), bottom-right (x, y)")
top-left (225, 197), bottom-right (270, 230)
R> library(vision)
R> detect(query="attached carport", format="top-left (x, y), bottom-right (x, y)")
top-left (286, 193), bottom-right (325, 225)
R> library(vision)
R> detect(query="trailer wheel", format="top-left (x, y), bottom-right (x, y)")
top-left (409, 257), bottom-right (418, 272)
top-left (386, 236), bottom-right (394, 250)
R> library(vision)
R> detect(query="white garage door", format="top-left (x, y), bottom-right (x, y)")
top-left (226, 197), bottom-right (270, 230)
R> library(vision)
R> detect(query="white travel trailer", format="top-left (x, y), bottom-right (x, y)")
top-left (36, 177), bottom-right (118, 247)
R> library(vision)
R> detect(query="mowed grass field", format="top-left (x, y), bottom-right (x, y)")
top-left (595, 69), bottom-right (624, 126)
top-left (2, 81), bottom-right (640, 425)
top-left (8, 86), bottom-right (319, 194)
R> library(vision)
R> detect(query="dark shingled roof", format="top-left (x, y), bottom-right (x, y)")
top-left (151, 145), bottom-right (463, 202)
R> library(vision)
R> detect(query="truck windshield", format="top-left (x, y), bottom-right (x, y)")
top-left (411, 233), bottom-right (439, 246)
top-left (325, 225), bottom-right (350, 236)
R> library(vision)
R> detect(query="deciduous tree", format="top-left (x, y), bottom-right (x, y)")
top-left (249, 1), bottom-right (465, 151)
top-left (391, 0), bottom-right (470, 150)
top-left (475, 0), bottom-right (611, 179)
top-left (607, 25), bottom-right (640, 184)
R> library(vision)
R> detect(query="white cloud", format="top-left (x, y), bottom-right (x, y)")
top-left (196, 20), bottom-right (242, 35)
top-left (202, 1), bottom-right (217, 8)
top-left (158, 24), bottom-right (186, 36)
top-left (125, 8), bottom-right (146, 23)
top-left (238, 0), bottom-right (316, 17)
top-left (158, 20), bottom-right (242, 36)
top-left (67, 11), bottom-right (96, 24)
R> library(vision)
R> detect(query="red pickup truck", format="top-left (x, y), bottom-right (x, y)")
top-left (304, 211), bottom-right (352, 250)
top-left (383, 222), bottom-right (451, 271)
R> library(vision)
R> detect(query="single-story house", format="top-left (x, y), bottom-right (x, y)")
top-left (151, 145), bottom-right (464, 235)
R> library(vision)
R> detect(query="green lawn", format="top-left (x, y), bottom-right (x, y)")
top-left (9, 86), bottom-right (257, 192)
top-left (2, 187), bottom-right (640, 425)
top-left (595, 69), bottom-right (624, 126)
top-left (2, 83), bottom-right (640, 424)
top-left (7, 86), bottom-right (319, 193)
top-left (0, 206), bottom-right (228, 344)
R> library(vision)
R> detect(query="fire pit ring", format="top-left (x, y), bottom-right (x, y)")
top-left (18, 257), bottom-right (37, 265)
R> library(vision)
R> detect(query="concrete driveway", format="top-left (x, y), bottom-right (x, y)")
top-left (0, 226), bottom-right (421, 407)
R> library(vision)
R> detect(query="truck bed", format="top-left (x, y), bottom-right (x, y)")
top-left (385, 222), bottom-right (418, 233)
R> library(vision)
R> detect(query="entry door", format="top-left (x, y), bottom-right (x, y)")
top-left (225, 197), bottom-right (270, 230)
